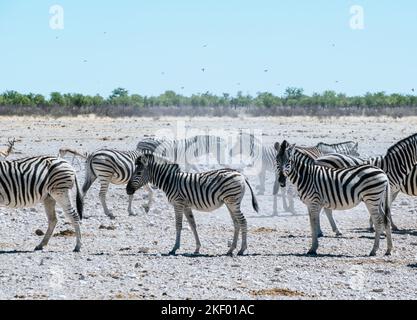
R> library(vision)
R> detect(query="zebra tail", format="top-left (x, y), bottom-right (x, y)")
top-left (75, 175), bottom-right (84, 220)
top-left (245, 177), bottom-right (259, 213)
top-left (383, 183), bottom-right (391, 227)
top-left (82, 155), bottom-right (96, 195)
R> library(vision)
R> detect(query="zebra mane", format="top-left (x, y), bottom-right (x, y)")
top-left (292, 148), bottom-right (315, 164)
top-left (386, 133), bottom-right (417, 156)
top-left (316, 141), bottom-right (357, 148)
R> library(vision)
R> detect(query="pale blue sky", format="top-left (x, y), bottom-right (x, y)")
top-left (0, 1), bottom-right (416, 97)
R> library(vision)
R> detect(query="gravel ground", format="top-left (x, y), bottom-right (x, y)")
top-left (0, 115), bottom-right (416, 300)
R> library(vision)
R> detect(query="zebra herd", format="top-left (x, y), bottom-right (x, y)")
top-left (1, 132), bottom-right (417, 257)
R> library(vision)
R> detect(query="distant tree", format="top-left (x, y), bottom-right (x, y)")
top-left (50, 92), bottom-right (65, 106)
top-left (109, 87), bottom-right (129, 99)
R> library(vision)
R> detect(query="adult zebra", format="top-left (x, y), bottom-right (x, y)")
top-left (314, 133), bottom-right (417, 231)
top-left (126, 154), bottom-right (259, 256)
top-left (137, 135), bottom-right (226, 171)
top-left (229, 132), bottom-right (359, 215)
top-left (275, 141), bottom-right (392, 256)
top-left (0, 156), bottom-right (83, 252)
top-left (82, 149), bottom-right (154, 219)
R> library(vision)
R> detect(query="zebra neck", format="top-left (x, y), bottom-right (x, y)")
top-left (287, 157), bottom-right (314, 187)
top-left (148, 162), bottom-right (179, 193)
top-left (384, 138), bottom-right (417, 185)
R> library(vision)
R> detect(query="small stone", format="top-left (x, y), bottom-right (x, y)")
top-left (372, 288), bottom-right (384, 293)
top-left (275, 267), bottom-right (283, 272)
top-left (134, 262), bottom-right (141, 268)
top-left (35, 229), bottom-right (44, 236)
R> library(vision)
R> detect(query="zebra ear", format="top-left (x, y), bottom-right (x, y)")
top-left (288, 144), bottom-right (296, 157)
top-left (274, 142), bottom-right (280, 151)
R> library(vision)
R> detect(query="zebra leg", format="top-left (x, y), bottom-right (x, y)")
top-left (281, 185), bottom-right (289, 212)
top-left (127, 194), bottom-right (136, 216)
top-left (98, 180), bottom-right (115, 220)
top-left (142, 184), bottom-right (154, 213)
top-left (389, 190), bottom-right (400, 231)
top-left (272, 191), bottom-right (278, 216)
top-left (369, 213), bottom-right (383, 256)
top-left (225, 201), bottom-right (248, 256)
top-left (324, 208), bottom-right (342, 236)
top-left (169, 205), bottom-right (184, 255)
top-left (317, 210), bottom-right (324, 238)
top-left (51, 190), bottom-right (82, 252)
top-left (184, 208), bottom-right (201, 255)
top-left (35, 196), bottom-right (58, 251)
top-left (256, 167), bottom-right (266, 195)
top-left (307, 205), bottom-right (321, 255)
top-left (287, 185), bottom-right (296, 214)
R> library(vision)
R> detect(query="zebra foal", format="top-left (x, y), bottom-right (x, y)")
top-left (275, 141), bottom-right (392, 256)
top-left (126, 154), bottom-right (259, 256)
top-left (0, 156), bottom-right (83, 252)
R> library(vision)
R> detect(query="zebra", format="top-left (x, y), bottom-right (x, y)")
top-left (0, 156), bottom-right (83, 252)
top-left (229, 133), bottom-right (360, 215)
top-left (137, 135), bottom-right (226, 171)
top-left (314, 133), bottom-right (417, 231)
top-left (275, 141), bottom-right (392, 256)
top-left (82, 149), bottom-right (154, 219)
top-left (126, 154), bottom-right (259, 256)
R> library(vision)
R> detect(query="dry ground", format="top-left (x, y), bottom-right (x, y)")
top-left (0, 115), bottom-right (416, 300)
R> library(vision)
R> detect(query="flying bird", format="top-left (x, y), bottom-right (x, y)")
top-left (203, 44), bottom-right (208, 47)
top-left (412, 88), bottom-right (415, 92)
top-left (83, 59), bottom-right (88, 63)
top-left (264, 69), bottom-right (268, 72)
top-left (201, 68), bottom-right (205, 72)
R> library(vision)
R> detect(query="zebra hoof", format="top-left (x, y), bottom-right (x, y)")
top-left (73, 248), bottom-right (81, 253)
top-left (317, 232), bottom-right (324, 238)
top-left (168, 250), bottom-right (177, 256)
top-left (237, 250), bottom-right (246, 256)
top-left (369, 251), bottom-right (376, 257)
top-left (335, 231), bottom-right (343, 237)
top-left (307, 250), bottom-right (317, 256)
top-left (368, 227), bottom-right (375, 233)
top-left (226, 251), bottom-right (234, 257)
top-left (34, 245), bottom-right (43, 251)
top-left (385, 250), bottom-right (392, 256)
top-left (391, 225), bottom-right (399, 232)
top-left (128, 212), bottom-right (137, 217)
top-left (142, 205), bottom-right (150, 213)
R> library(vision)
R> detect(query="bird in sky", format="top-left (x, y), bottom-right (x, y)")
top-left (203, 44), bottom-right (208, 47)
top-left (201, 68), bottom-right (205, 72)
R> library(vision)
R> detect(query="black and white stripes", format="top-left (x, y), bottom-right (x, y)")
top-left (275, 141), bottom-right (392, 256)
top-left (0, 156), bottom-right (83, 251)
top-left (126, 154), bottom-right (258, 255)
top-left (82, 149), bottom-right (153, 219)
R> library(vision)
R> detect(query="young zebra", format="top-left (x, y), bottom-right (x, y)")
top-left (0, 156), bottom-right (83, 252)
top-left (275, 141), bottom-right (392, 256)
top-left (126, 154), bottom-right (259, 256)
top-left (315, 133), bottom-right (417, 231)
top-left (82, 149), bottom-right (154, 219)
